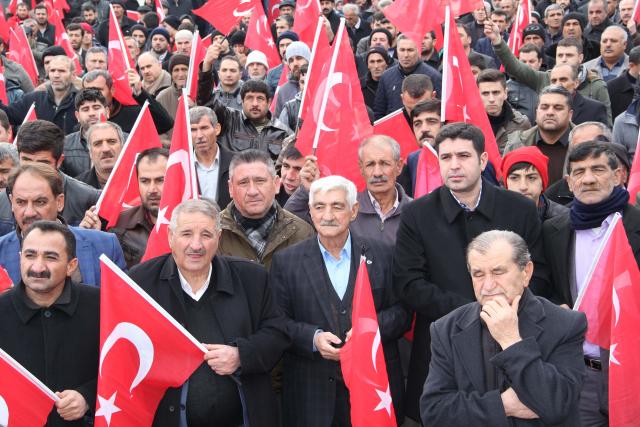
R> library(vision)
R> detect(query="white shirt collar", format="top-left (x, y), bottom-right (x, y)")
top-left (196, 147), bottom-right (220, 170)
top-left (177, 265), bottom-right (213, 301)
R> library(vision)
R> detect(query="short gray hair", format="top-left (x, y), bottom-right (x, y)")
top-left (86, 121), bottom-right (125, 146)
top-left (544, 3), bottom-right (563, 16)
top-left (169, 198), bottom-right (222, 231)
top-left (467, 230), bottom-right (531, 270)
top-left (229, 149), bottom-right (276, 179)
top-left (603, 24), bottom-right (628, 42)
top-left (0, 143), bottom-right (18, 165)
top-left (568, 121), bottom-right (612, 145)
top-left (342, 3), bottom-right (360, 14)
top-left (309, 175), bottom-right (358, 209)
top-left (189, 106), bottom-right (218, 127)
top-left (49, 55), bottom-right (75, 74)
top-left (358, 135), bottom-right (401, 162)
top-left (83, 69), bottom-right (113, 88)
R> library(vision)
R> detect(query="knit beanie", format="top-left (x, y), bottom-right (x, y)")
top-left (501, 146), bottom-right (550, 191)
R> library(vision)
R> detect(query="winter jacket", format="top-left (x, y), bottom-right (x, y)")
top-left (507, 79), bottom-right (539, 125)
top-left (494, 104), bottom-right (532, 154)
top-left (612, 103), bottom-right (638, 164)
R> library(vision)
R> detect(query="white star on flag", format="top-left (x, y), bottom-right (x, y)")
top-left (374, 384), bottom-right (393, 416)
top-left (95, 392), bottom-right (121, 426)
top-left (610, 343), bottom-right (621, 366)
top-left (154, 205), bottom-right (170, 232)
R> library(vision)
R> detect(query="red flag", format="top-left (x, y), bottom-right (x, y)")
top-left (373, 109), bottom-right (419, 160)
top-left (245, 7), bottom-right (281, 68)
top-left (296, 20), bottom-right (373, 190)
top-left (574, 214), bottom-right (640, 427)
top-left (0, 7), bottom-right (10, 47)
top-left (155, 0), bottom-right (166, 22)
top-left (126, 10), bottom-right (141, 21)
top-left (22, 102), bottom-right (37, 124)
top-left (7, 27), bottom-right (39, 86)
top-left (141, 91), bottom-right (198, 262)
top-left (0, 63), bottom-right (8, 105)
top-left (633, 0), bottom-right (640, 23)
top-left (50, 8), bottom-right (83, 76)
top-left (267, 0), bottom-right (282, 23)
top-left (269, 64), bottom-right (289, 114)
top-left (95, 255), bottom-right (206, 427)
top-left (95, 102), bottom-right (162, 228)
top-left (292, 0), bottom-right (323, 46)
top-left (186, 31), bottom-right (207, 102)
top-left (0, 347), bottom-right (58, 427)
top-left (628, 132), bottom-right (640, 205)
top-left (108, 4), bottom-right (138, 106)
top-left (0, 266), bottom-right (13, 292)
top-left (507, 0), bottom-right (531, 58)
top-left (341, 257), bottom-right (396, 427)
top-left (441, 6), bottom-right (502, 178)
top-left (414, 144), bottom-right (443, 197)
top-left (193, 0), bottom-right (258, 35)
top-left (7, 0), bottom-right (33, 16)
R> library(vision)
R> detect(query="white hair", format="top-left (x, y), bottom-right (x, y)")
top-left (174, 29), bottom-right (193, 42)
top-left (343, 3), bottom-right (360, 14)
top-left (309, 175), bottom-right (358, 209)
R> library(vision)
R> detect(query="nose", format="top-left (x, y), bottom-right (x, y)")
top-left (30, 258), bottom-right (47, 273)
top-left (582, 168), bottom-right (597, 184)
top-left (188, 235), bottom-right (204, 251)
top-left (372, 163), bottom-right (384, 176)
top-left (23, 202), bottom-right (37, 218)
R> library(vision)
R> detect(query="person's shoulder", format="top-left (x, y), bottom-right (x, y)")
top-left (129, 253), bottom-right (172, 279)
top-left (70, 226), bottom-right (116, 243)
top-left (272, 236), bottom-right (316, 260)
top-left (0, 230), bottom-right (17, 246)
top-left (62, 172), bottom-right (101, 196)
top-left (73, 281), bottom-right (101, 300)
top-left (537, 296), bottom-right (586, 329)
top-left (432, 301), bottom-right (479, 333)
top-left (221, 254), bottom-right (268, 277)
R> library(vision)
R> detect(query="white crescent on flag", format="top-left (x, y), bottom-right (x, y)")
top-left (314, 71), bottom-right (344, 132)
top-left (233, 0), bottom-right (255, 17)
top-left (0, 394), bottom-right (8, 427)
top-left (166, 148), bottom-right (193, 200)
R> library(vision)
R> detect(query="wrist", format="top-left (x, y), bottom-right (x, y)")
top-left (498, 335), bottom-right (521, 350)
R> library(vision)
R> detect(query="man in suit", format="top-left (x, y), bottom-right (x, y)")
top-left (543, 141), bottom-right (640, 426)
top-left (0, 163), bottom-right (126, 286)
top-left (421, 230), bottom-right (586, 426)
top-left (271, 175), bottom-right (410, 427)
top-left (189, 106), bottom-right (232, 209)
top-left (549, 64), bottom-right (609, 126)
top-left (394, 122), bottom-right (551, 422)
top-left (128, 198), bottom-right (289, 426)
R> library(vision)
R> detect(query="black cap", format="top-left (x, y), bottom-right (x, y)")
top-left (366, 46), bottom-right (393, 65)
top-left (562, 12), bottom-right (586, 30)
top-left (279, 0), bottom-right (296, 8)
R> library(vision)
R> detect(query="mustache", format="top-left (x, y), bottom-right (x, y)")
top-left (368, 176), bottom-right (389, 184)
top-left (185, 249), bottom-right (206, 256)
top-left (27, 269), bottom-right (51, 279)
top-left (319, 220), bottom-right (339, 227)
top-left (420, 131), bottom-right (432, 141)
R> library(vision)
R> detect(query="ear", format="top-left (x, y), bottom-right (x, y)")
top-left (350, 200), bottom-right (360, 221)
top-left (66, 257), bottom-right (79, 277)
top-left (214, 123), bottom-right (221, 136)
top-left (479, 151), bottom-right (489, 171)
top-left (522, 260), bottom-right (534, 287)
top-left (75, 111), bottom-right (80, 121)
top-left (56, 153), bottom-right (65, 169)
top-left (56, 193), bottom-right (65, 214)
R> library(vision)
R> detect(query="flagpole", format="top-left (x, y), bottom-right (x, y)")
top-left (574, 212), bottom-right (622, 310)
top-left (312, 18), bottom-right (345, 151)
top-left (295, 16), bottom-right (326, 136)
top-left (182, 88), bottom-right (200, 199)
top-left (441, 6), bottom-right (450, 122)
top-left (0, 347), bottom-right (60, 401)
top-left (185, 30), bottom-right (200, 97)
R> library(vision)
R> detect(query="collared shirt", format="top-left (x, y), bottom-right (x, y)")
top-left (596, 55), bottom-right (626, 82)
top-left (196, 148), bottom-right (220, 202)
top-left (318, 233), bottom-right (352, 300)
top-left (575, 213), bottom-right (615, 357)
top-left (368, 189), bottom-right (399, 222)
top-left (450, 181), bottom-right (483, 212)
top-left (177, 265), bottom-right (213, 301)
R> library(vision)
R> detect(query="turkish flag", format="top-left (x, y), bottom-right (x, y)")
top-left (7, 0), bottom-right (34, 16)
top-left (154, 0), bottom-right (166, 22)
top-left (341, 257), bottom-right (396, 427)
top-left (628, 132), bottom-right (640, 205)
top-left (126, 10), bottom-right (141, 21)
top-left (7, 27), bottom-right (39, 87)
top-left (50, 8), bottom-right (83, 76)
top-left (574, 214), bottom-right (640, 427)
top-left (193, 0), bottom-right (258, 35)
top-left (108, 5), bottom-right (138, 106)
top-left (442, 7), bottom-right (502, 178)
top-left (296, 21), bottom-right (373, 190)
top-left (95, 101), bottom-right (162, 229)
top-left (269, 63), bottom-right (290, 114)
top-left (245, 6), bottom-right (280, 68)
top-left (22, 102), bottom-right (37, 124)
top-left (0, 65), bottom-right (8, 105)
top-left (0, 347), bottom-right (58, 427)
top-left (95, 255), bottom-right (206, 427)
top-left (0, 8), bottom-right (10, 47)
top-left (267, 0), bottom-right (282, 23)
top-left (292, 0), bottom-right (323, 46)
top-left (141, 92), bottom-right (198, 262)
top-left (186, 31), bottom-right (208, 102)
top-left (298, 17), bottom-right (331, 123)
top-left (373, 109), bottom-right (418, 160)
top-left (507, 0), bottom-right (531, 58)
top-left (414, 144), bottom-right (443, 198)
top-left (0, 265), bottom-right (13, 293)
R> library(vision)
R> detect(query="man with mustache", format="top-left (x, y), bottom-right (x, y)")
top-left (0, 163), bottom-right (126, 286)
top-left (583, 25), bottom-right (630, 82)
top-left (0, 220), bottom-right (100, 426)
top-left (393, 122), bottom-right (552, 422)
top-left (76, 122), bottom-right (125, 189)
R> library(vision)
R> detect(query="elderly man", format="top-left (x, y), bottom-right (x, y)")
top-left (76, 122), bottom-right (124, 189)
top-left (0, 163), bottom-right (126, 286)
top-left (138, 52), bottom-right (172, 97)
top-left (129, 199), bottom-right (289, 426)
top-left (0, 143), bottom-right (18, 192)
top-left (583, 25), bottom-right (630, 82)
top-left (84, 47), bottom-right (108, 73)
top-left (271, 175), bottom-right (410, 427)
top-left (219, 149), bottom-right (313, 269)
top-left (421, 230), bottom-right (586, 427)
top-left (584, 0), bottom-right (614, 42)
top-left (156, 54), bottom-right (190, 121)
top-left (543, 141), bottom-right (640, 426)
top-left (344, 3), bottom-right (371, 46)
top-left (0, 220), bottom-right (101, 426)
top-left (174, 29), bottom-right (193, 56)
top-left (245, 51), bottom-right (270, 81)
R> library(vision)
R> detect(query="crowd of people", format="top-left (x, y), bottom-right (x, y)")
top-left (0, 0), bottom-right (638, 425)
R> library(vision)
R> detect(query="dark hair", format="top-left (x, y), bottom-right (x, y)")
top-left (177, 22), bottom-right (195, 32)
top-left (66, 23), bottom-right (84, 35)
top-left (7, 163), bottom-right (64, 198)
top-left (372, 12), bottom-right (387, 22)
top-left (518, 42), bottom-right (542, 59)
top-left (476, 68), bottom-right (507, 88)
top-left (567, 141), bottom-right (619, 174)
top-left (142, 11), bottom-right (159, 29)
top-left (82, 3), bottom-right (97, 12)
top-left (507, 161), bottom-right (538, 176)
top-left (16, 120), bottom-right (65, 161)
top-left (553, 63), bottom-right (579, 80)
top-left (434, 122), bottom-right (485, 156)
top-left (34, 3), bottom-right (48, 12)
top-left (557, 37), bottom-right (583, 54)
top-left (411, 99), bottom-right (441, 120)
top-left (282, 145), bottom-right (302, 161)
top-left (539, 85), bottom-right (573, 109)
top-left (300, 63), bottom-right (309, 75)
top-left (74, 88), bottom-right (107, 111)
top-left (135, 147), bottom-right (169, 174)
top-left (491, 9), bottom-right (508, 19)
top-left (401, 74), bottom-right (433, 97)
top-left (455, 22), bottom-right (470, 37)
top-left (468, 54), bottom-right (488, 71)
top-left (240, 79), bottom-right (271, 100)
top-left (0, 110), bottom-right (9, 132)
top-left (22, 220), bottom-right (76, 260)
top-left (220, 55), bottom-right (242, 69)
top-left (630, 45), bottom-right (640, 65)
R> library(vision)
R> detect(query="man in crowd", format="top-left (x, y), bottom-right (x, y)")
top-left (274, 42), bottom-right (311, 118)
top-left (344, 3), bottom-right (371, 47)
top-left (76, 122), bottom-right (124, 189)
top-left (266, 31), bottom-right (299, 95)
top-left (421, 230), bottom-right (586, 426)
top-left (0, 220), bottom-right (101, 426)
top-left (0, 163), bottom-right (125, 285)
top-left (137, 52), bottom-right (172, 98)
top-left (271, 175), bottom-right (409, 427)
top-left (174, 29), bottom-right (193, 56)
top-left (157, 55), bottom-right (191, 121)
top-left (129, 198), bottom-right (289, 426)
top-left (607, 45), bottom-right (640, 119)
top-left (245, 51), bottom-right (270, 81)
top-left (584, 0), bottom-right (613, 42)
top-left (34, 3), bottom-right (55, 46)
top-left (393, 122), bottom-right (550, 422)
top-left (0, 144), bottom-right (17, 193)
top-left (543, 141), bottom-right (640, 426)
top-left (549, 64), bottom-right (609, 125)
top-left (84, 47), bottom-right (108, 73)
top-left (361, 46), bottom-right (393, 110)
top-left (583, 25), bottom-right (629, 82)
top-left (218, 149), bottom-right (313, 269)
top-left (148, 27), bottom-right (173, 70)
top-left (544, 4), bottom-right (564, 47)
top-left (507, 44), bottom-right (542, 124)
top-left (505, 86), bottom-right (575, 185)
top-left (477, 69), bottom-right (531, 153)
top-left (66, 23), bottom-right (87, 69)
top-left (198, 43), bottom-right (244, 111)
